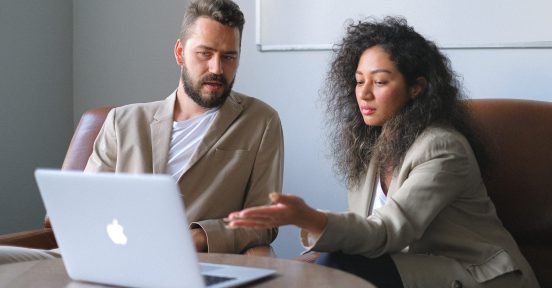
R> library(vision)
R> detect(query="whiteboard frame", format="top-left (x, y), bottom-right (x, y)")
top-left (255, 0), bottom-right (552, 52)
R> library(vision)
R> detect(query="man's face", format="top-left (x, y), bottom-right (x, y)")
top-left (178, 17), bottom-right (240, 108)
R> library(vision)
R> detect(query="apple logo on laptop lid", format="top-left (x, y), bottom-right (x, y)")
top-left (106, 219), bottom-right (128, 245)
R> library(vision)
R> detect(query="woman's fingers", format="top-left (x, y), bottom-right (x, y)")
top-left (226, 193), bottom-right (309, 229)
top-left (270, 193), bottom-right (303, 206)
top-left (269, 192), bottom-right (280, 203)
top-left (225, 215), bottom-right (279, 229)
top-left (229, 205), bottom-right (287, 220)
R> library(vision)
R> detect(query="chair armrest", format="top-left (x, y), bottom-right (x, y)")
top-left (294, 251), bottom-right (320, 263)
top-left (242, 245), bottom-right (276, 257)
top-left (0, 228), bottom-right (57, 250)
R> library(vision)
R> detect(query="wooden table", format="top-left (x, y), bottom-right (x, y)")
top-left (0, 253), bottom-right (375, 287)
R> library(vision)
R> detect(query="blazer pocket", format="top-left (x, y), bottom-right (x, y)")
top-left (214, 147), bottom-right (250, 153)
top-left (213, 148), bottom-right (252, 168)
top-left (465, 249), bottom-right (520, 283)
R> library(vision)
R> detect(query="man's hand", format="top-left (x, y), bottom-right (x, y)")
top-left (191, 228), bottom-right (208, 252)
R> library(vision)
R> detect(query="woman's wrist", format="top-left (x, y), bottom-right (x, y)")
top-left (299, 208), bottom-right (328, 236)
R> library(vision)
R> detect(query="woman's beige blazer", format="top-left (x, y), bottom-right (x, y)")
top-left (305, 126), bottom-right (539, 287)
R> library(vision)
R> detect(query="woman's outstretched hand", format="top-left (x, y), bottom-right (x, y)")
top-left (226, 192), bottom-right (328, 236)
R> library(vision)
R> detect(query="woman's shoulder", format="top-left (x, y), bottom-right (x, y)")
top-left (406, 125), bottom-right (474, 162)
top-left (416, 125), bottom-right (468, 146)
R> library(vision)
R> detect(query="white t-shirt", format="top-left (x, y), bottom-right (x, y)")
top-left (166, 108), bottom-right (218, 180)
top-left (370, 174), bottom-right (388, 214)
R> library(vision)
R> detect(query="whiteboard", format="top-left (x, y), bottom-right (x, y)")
top-left (256, 0), bottom-right (552, 51)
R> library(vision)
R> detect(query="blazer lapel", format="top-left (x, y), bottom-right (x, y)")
top-left (179, 92), bottom-right (243, 176)
top-left (348, 160), bottom-right (378, 217)
top-left (150, 93), bottom-right (176, 174)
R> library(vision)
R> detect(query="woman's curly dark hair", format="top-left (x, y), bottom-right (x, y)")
top-left (324, 16), bottom-right (485, 187)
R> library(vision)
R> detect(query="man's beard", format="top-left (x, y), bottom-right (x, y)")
top-left (181, 66), bottom-right (234, 109)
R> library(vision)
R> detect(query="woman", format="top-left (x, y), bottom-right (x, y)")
top-left (227, 17), bottom-right (539, 288)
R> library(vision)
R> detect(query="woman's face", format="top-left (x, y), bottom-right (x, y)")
top-left (355, 46), bottom-right (415, 126)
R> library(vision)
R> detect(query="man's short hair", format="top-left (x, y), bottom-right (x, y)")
top-left (179, 0), bottom-right (245, 42)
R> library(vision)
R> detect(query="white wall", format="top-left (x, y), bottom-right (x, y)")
top-left (0, 0), bottom-right (73, 233)
top-left (444, 49), bottom-right (552, 102)
top-left (259, 0), bottom-right (552, 49)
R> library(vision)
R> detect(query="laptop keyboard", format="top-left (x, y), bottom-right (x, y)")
top-left (204, 275), bottom-right (236, 286)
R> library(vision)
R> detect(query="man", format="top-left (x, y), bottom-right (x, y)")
top-left (85, 0), bottom-right (283, 254)
top-left (0, 0), bottom-right (283, 264)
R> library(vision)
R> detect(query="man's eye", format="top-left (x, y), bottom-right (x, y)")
top-left (198, 51), bottom-right (211, 57)
top-left (223, 55), bottom-right (237, 60)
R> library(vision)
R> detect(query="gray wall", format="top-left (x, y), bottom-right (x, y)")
top-left (0, 0), bottom-right (73, 233)
top-left (73, 0), bottom-right (187, 120)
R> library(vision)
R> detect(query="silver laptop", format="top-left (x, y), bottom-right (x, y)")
top-left (34, 169), bottom-right (275, 288)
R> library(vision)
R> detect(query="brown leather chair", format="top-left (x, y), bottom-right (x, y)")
top-left (296, 99), bottom-right (552, 287)
top-left (0, 106), bottom-right (274, 257)
top-left (468, 99), bottom-right (552, 287)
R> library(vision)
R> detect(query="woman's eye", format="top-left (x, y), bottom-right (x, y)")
top-left (374, 81), bottom-right (387, 86)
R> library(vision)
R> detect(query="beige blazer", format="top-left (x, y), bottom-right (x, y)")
top-left (85, 91), bottom-right (284, 254)
top-left (305, 126), bottom-right (539, 288)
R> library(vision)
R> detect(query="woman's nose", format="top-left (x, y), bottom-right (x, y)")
top-left (357, 84), bottom-right (373, 100)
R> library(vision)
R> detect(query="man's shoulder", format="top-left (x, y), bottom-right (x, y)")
top-left (113, 99), bottom-right (165, 113)
top-left (230, 91), bottom-right (278, 117)
top-left (111, 97), bottom-right (171, 121)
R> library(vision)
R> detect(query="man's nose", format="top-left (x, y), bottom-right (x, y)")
top-left (208, 55), bottom-right (223, 75)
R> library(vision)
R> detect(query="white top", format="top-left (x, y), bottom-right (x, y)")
top-left (370, 175), bottom-right (387, 214)
top-left (166, 108), bottom-right (218, 180)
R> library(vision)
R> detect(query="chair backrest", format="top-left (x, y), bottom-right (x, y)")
top-left (61, 107), bottom-right (114, 171)
top-left (467, 99), bottom-right (552, 286)
top-left (44, 107), bottom-right (113, 229)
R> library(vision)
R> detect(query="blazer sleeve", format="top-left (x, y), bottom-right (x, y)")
top-left (306, 131), bottom-right (472, 257)
top-left (193, 111), bottom-right (284, 253)
top-left (84, 108), bottom-right (117, 173)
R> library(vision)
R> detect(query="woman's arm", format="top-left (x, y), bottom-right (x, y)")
top-left (227, 193), bottom-right (328, 237)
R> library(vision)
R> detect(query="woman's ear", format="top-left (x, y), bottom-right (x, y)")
top-left (410, 77), bottom-right (427, 99)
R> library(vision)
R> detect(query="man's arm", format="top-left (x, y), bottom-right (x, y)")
top-left (192, 111), bottom-right (284, 253)
top-left (191, 228), bottom-right (208, 252)
top-left (84, 109), bottom-right (117, 172)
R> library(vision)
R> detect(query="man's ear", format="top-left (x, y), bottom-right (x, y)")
top-left (174, 39), bottom-right (184, 66)
top-left (410, 77), bottom-right (427, 99)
